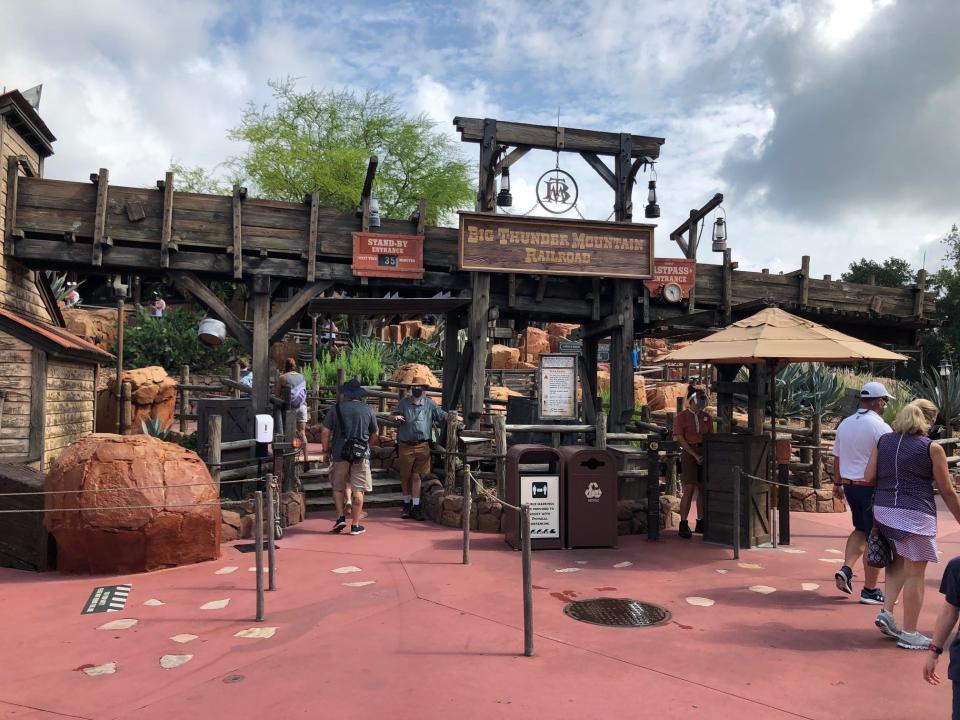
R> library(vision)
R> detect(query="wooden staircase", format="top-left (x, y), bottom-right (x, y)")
top-left (300, 460), bottom-right (404, 511)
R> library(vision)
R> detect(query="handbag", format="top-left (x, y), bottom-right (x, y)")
top-left (866, 433), bottom-right (900, 569)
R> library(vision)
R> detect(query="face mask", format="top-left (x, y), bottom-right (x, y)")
top-left (412, 387), bottom-right (424, 398)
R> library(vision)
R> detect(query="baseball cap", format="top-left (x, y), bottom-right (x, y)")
top-left (860, 381), bottom-right (894, 400)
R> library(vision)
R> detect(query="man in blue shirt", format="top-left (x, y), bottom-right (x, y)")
top-left (392, 375), bottom-right (446, 520)
top-left (924, 556), bottom-right (960, 718)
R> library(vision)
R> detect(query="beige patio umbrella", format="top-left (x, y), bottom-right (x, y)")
top-left (663, 307), bottom-right (908, 486)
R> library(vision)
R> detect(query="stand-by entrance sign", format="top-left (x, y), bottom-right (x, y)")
top-left (458, 212), bottom-right (654, 279)
top-left (352, 232), bottom-right (424, 279)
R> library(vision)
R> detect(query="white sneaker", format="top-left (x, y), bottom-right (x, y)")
top-left (875, 610), bottom-right (900, 639)
top-left (897, 630), bottom-right (932, 650)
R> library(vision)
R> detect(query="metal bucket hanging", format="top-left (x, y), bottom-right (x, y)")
top-left (198, 317), bottom-right (227, 346)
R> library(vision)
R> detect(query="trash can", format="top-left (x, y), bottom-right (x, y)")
top-left (504, 445), bottom-right (563, 550)
top-left (559, 446), bottom-right (618, 548)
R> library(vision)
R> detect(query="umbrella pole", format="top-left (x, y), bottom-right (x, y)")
top-left (769, 361), bottom-right (778, 547)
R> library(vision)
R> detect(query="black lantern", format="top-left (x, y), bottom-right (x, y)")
top-left (939, 358), bottom-right (953, 377)
top-left (368, 195), bottom-right (381, 229)
top-left (712, 208), bottom-right (727, 252)
top-left (497, 166), bottom-right (513, 208)
top-left (644, 170), bottom-right (659, 219)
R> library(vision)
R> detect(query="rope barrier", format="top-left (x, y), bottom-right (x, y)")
top-left (0, 478), bottom-right (254, 497)
top-left (0, 499), bottom-right (248, 514)
top-left (738, 469), bottom-right (796, 490)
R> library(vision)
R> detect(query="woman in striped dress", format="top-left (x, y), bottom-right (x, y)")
top-left (863, 400), bottom-right (960, 649)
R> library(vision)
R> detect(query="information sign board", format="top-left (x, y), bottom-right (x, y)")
top-left (352, 232), bottom-right (424, 279)
top-left (538, 353), bottom-right (578, 420)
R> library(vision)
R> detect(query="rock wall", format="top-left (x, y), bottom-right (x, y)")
top-left (220, 491), bottom-right (305, 541)
top-left (62, 307), bottom-right (120, 353)
top-left (789, 486), bottom-right (846, 513)
top-left (96, 366), bottom-right (177, 434)
top-left (44, 434), bottom-right (220, 573)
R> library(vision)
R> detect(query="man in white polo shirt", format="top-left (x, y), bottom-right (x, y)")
top-left (832, 381), bottom-right (893, 604)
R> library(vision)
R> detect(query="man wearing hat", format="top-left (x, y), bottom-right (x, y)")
top-left (392, 375), bottom-right (446, 520)
top-left (320, 379), bottom-right (379, 535)
top-left (674, 384), bottom-right (712, 539)
top-left (832, 381), bottom-right (893, 604)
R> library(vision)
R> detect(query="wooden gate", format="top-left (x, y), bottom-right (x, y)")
top-left (702, 434), bottom-right (771, 548)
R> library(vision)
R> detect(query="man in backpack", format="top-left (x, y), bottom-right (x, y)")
top-left (320, 378), bottom-right (379, 535)
top-left (392, 375), bottom-right (446, 520)
top-left (277, 358), bottom-right (309, 462)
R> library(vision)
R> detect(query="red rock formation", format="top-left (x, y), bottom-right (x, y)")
top-left (518, 327), bottom-right (550, 363)
top-left (488, 344), bottom-right (520, 369)
top-left (96, 366), bottom-right (178, 434)
top-left (391, 363), bottom-right (441, 387)
top-left (44, 434), bottom-right (220, 574)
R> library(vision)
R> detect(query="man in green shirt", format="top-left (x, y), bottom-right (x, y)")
top-left (392, 375), bottom-right (446, 520)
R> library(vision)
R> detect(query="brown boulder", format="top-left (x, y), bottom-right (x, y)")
top-left (478, 513), bottom-right (500, 533)
top-left (62, 307), bottom-right (120, 353)
top-left (44, 434), bottom-right (220, 573)
top-left (488, 344), bottom-right (520, 369)
top-left (647, 383), bottom-right (688, 412)
top-left (518, 327), bottom-right (550, 363)
top-left (634, 376), bottom-right (648, 407)
top-left (391, 363), bottom-right (440, 387)
top-left (96, 366), bottom-right (178, 434)
top-left (488, 386), bottom-right (522, 414)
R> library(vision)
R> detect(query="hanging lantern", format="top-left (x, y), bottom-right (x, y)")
top-left (497, 166), bottom-right (513, 208)
top-left (712, 208), bottom-right (727, 252)
top-left (368, 195), bottom-right (381, 228)
top-left (644, 170), bottom-right (659, 219)
top-left (939, 358), bottom-right (953, 377)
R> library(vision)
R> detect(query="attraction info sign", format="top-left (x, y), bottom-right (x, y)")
top-left (538, 353), bottom-right (578, 420)
top-left (642, 258), bottom-right (696, 299)
top-left (520, 475), bottom-right (560, 538)
top-left (458, 212), bottom-right (654, 279)
top-left (352, 232), bottom-right (424, 280)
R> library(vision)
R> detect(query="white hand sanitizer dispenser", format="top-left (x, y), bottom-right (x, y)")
top-left (255, 414), bottom-right (274, 443)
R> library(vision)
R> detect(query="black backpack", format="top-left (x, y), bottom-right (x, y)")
top-left (334, 403), bottom-right (368, 463)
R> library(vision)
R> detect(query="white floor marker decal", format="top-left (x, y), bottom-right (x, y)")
top-left (801, 583), bottom-right (820, 591)
top-left (82, 662), bottom-right (117, 676)
top-left (686, 597), bottom-right (715, 607)
top-left (200, 599), bottom-right (230, 610)
top-left (818, 558), bottom-right (844, 564)
top-left (96, 618), bottom-right (138, 630)
top-left (612, 561), bottom-right (633, 568)
top-left (343, 581), bottom-right (376, 587)
top-left (235, 627), bottom-right (277, 639)
top-left (750, 585), bottom-right (777, 594)
top-left (170, 634), bottom-right (198, 643)
top-left (331, 566), bottom-right (362, 574)
top-left (216, 566), bottom-right (239, 575)
top-left (143, 599), bottom-right (165, 606)
top-left (737, 562), bottom-right (762, 569)
top-left (779, 547), bottom-right (806, 554)
top-left (159, 654), bottom-right (193, 669)
top-left (554, 568), bottom-right (580, 573)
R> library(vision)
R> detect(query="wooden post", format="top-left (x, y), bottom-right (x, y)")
top-left (336, 368), bottom-right (346, 398)
top-left (609, 280), bottom-right (634, 432)
top-left (231, 361), bottom-right (241, 399)
top-left (160, 171), bottom-right (174, 267)
top-left (179, 364), bottom-right (190, 434)
top-left (442, 311), bottom-right (462, 409)
top-left (444, 411), bottom-right (459, 493)
top-left (254, 491), bottom-right (265, 622)
top-left (778, 461), bottom-right (791, 545)
top-left (721, 248), bottom-right (733, 325)
top-left (914, 269), bottom-right (927, 319)
top-left (747, 365), bottom-right (767, 436)
top-left (595, 411), bottom-right (607, 449)
top-left (232, 184), bottom-right (243, 280)
top-left (466, 273), bottom-right (491, 429)
top-left (207, 414), bottom-right (222, 487)
top-left (92, 168), bottom-right (109, 266)
top-left (665, 410), bottom-right (678, 496)
top-left (493, 413), bottom-right (507, 498)
top-left (811, 413), bottom-right (823, 489)
top-left (120, 382), bottom-right (132, 435)
top-left (250, 276), bottom-right (271, 413)
top-left (115, 297), bottom-right (125, 434)
top-left (799, 255), bottom-right (810, 305)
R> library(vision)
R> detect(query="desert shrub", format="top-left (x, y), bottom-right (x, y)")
top-left (119, 307), bottom-right (240, 374)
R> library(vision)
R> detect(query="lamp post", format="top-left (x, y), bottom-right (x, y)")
top-left (939, 357), bottom-right (953, 378)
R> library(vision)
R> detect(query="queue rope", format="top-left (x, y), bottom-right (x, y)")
top-left (0, 478), bottom-right (255, 497)
top-left (0, 499), bottom-right (249, 514)
top-left (737, 469), bottom-right (797, 490)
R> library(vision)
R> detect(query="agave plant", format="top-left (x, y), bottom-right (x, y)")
top-left (141, 416), bottom-right (174, 441)
top-left (44, 271), bottom-right (84, 303)
top-left (915, 369), bottom-right (960, 433)
top-left (775, 363), bottom-right (846, 420)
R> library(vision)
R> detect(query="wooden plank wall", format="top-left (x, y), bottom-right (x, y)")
top-left (0, 118), bottom-right (54, 324)
top-left (0, 332), bottom-right (33, 460)
top-left (43, 361), bottom-right (95, 471)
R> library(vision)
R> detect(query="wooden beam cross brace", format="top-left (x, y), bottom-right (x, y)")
top-left (579, 152), bottom-right (617, 190)
top-left (168, 271), bottom-right (252, 352)
top-left (799, 255), bottom-right (810, 305)
top-left (159, 171), bottom-right (175, 268)
top-left (92, 168), bottom-right (111, 266)
top-left (535, 274), bottom-right (547, 303)
top-left (306, 191), bottom-right (319, 282)
top-left (268, 281), bottom-right (332, 342)
top-left (494, 146), bottom-right (530, 176)
top-left (4, 157), bottom-right (19, 245)
top-left (230, 184), bottom-right (245, 279)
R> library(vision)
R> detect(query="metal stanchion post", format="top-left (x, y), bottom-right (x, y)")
top-left (521, 504), bottom-right (534, 657)
top-left (254, 490), bottom-right (265, 621)
top-left (266, 474), bottom-right (277, 591)
top-left (462, 469), bottom-right (472, 565)
top-left (732, 466), bottom-right (741, 561)
top-left (770, 503), bottom-right (778, 549)
top-left (646, 443), bottom-right (661, 542)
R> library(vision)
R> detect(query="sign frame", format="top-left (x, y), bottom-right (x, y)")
top-left (537, 352), bottom-right (579, 421)
top-left (458, 212), bottom-right (655, 279)
top-left (351, 232), bottom-right (425, 280)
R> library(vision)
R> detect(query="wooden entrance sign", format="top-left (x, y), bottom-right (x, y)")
top-left (351, 232), bottom-right (424, 279)
top-left (458, 212), bottom-right (654, 279)
top-left (643, 258), bottom-right (696, 300)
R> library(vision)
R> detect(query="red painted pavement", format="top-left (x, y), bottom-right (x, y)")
top-left (0, 506), bottom-right (956, 719)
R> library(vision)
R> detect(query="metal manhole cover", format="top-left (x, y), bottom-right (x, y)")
top-left (563, 598), bottom-right (671, 627)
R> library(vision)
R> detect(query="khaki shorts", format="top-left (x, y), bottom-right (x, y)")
top-left (296, 404), bottom-right (309, 424)
top-left (680, 450), bottom-right (702, 486)
top-left (397, 442), bottom-right (431, 478)
top-left (330, 459), bottom-right (373, 493)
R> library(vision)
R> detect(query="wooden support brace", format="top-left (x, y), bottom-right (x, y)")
top-left (591, 278), bottom-right (601, 321)
top-left (722, 247), bottom-right (733, 325)
top-left (306, 191), bottom-right (319, 282)
top-left (231, 184), bottom-right (243, 280)
top-left (160, 171), bottom-right (174, 268)
top-left (168, 271), bottom-right (252, 352)
top-left (416, 198), bottom-right (427, 236)
top-left (579, 152), bottom-right (617, 190)
top-left (92, 168), bottom-right (109, 266)
top-left (914, 269), bottom-right (927, 319)
top-left (268, 281), bottom-right (332, 342)
top-left (535, 275), bottom-right (547, 303)
top-left (799, 255), bottom-right (810, 305)
top-left (507, 273), bottom-right (517, 307)
top-left (494, 146), bottom-right (530, 175)
top-left (5, 156), bottom-right (19, 245)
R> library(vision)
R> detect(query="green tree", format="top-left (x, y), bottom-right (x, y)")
top-left (927, 224), bottom-right (960, 361)
top-left (225, 79), bottom-right (474, 224)
top-left (841, 257), bottom-right (914, 287)
top-left (168, 161), bottom-right (233, 194)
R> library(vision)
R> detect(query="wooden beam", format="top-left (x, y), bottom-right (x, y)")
top-left (608, 280), bottom-right (634, 431)
top-left (669, 193), bottom-right (724, 242)
top-left (92, 168), bottom-right (109, 266)
top-left (477, 119), bottom-right (497, 213)
top-left (591, 278), bottom-right (601, 321)
top-left (914, 269), bottom-right (927, 319)
top-left (799, 255), bottom-right (810, 305)
top-left (494, 146), bottom-right (530, 175)
top-left (416, 198), bottom-right (427, 236)
top-left (306, 191), bottom-right (319, 282)
top-left (579, 152), bottom-right (617, 190)
top-left (465, 273), bottom-right (490, 428)
top-left (28, 349), bottom-right (47, 463)
top-left (442, 310), bottom-right (463, 409)
top-left (571, 312), bottom-right (625, 340)
top-left (4, 156), bottom-right (19, 244)
top-left (722, 248), bottom-right (733, 325)
top-left (160, 171), bottom-right (174, 268)
top-left (507, 273), bottom-right (517, 307)
top-left (454, 117), bottom-right (664, 159)
top-left (168, 271), bottom-right (252, 352)
top-left (231, 184), bottom-right (243, 280)
top-left (614, 134), bottom-right (633, 222)
top-left (268, 281), bottom-right (332, 341)
top-left (535, 275), bottom-right (547, 303)
top-left (361, 155), bottom-right (379, 200)
top-left (250, 275), bottom-right (271, 413)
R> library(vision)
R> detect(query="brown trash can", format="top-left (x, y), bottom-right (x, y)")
top-left (559, 446), bottom-right (618, 549)
top-left (504, 445), bottom-right (563, 550)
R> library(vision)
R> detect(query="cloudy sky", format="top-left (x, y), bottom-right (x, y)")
top-left (3, 0), bottom-right (958, 277)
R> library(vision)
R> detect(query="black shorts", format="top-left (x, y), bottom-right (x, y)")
top-left (844, 484), bottom-right (875, 534)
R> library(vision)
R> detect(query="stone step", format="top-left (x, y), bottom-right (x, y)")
top-left (306, 491), bottom-right (405, 508)
top-left (300, 467), bottom-right (391, 480)
top-left (302, 476), bottom-right (402, 493)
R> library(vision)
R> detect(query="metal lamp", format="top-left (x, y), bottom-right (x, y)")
top-left (939, 358), bottom-right (953, 377)
top-left (368, 195), bottom-right (381, 229)
top-left (497, 167), bottom-right (513, 208)
top-left (644, 170), bottom-right (659, 219)
top-left (712, 208), bottom-right (727, 252)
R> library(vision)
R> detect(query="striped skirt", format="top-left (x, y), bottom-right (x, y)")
top-left (874, 506), bottom-right (938, 563)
